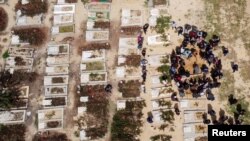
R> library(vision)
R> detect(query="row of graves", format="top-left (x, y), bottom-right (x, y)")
top-left (114, 8), bottom-right (147, 141)
top-left (80, 2), bottom-right (111, 85)
top-left (37, 0), bottom-right (77, 131)
top-left (116, 8), bottom-right (143, 79)
top-left (51, 1), bottom-right (76, 35)
top-left (0, 86), bottom-right (29, 124)
top-left (0, 0), bottom-right (47, 126)
top-left (145, 2), bottom-right (177, 128)
top-left (40, 43), bottom-right (70, 130)
top-left (73, 2), bottom-right (111, 141)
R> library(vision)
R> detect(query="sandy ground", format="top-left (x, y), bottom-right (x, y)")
top-left (1, 0), bottom-right (250, 141)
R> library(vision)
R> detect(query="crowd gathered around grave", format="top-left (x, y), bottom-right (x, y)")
top-left (169, 22), bottom-right (239, 100)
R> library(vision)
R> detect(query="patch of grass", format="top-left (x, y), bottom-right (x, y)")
top-left (160, 110), bottom-right (174, 123)
top-left (204, 0), bottom-right (247, 42)
top-left (111, 101), bottom-right (144, 141)
top-left (155, 16), bottom-right (171, 34)
top-left (86, 61), bottom-right (104, 71)
top-left (150, 134), bottom-right (172, 141)
top-left (89, 73), bottom-right (106, 81)
top-left (157, 65), bottom-right (171, 82)
top-left (59, 25), bottom-right (74, 33)
top-left (35, 114), bottom-right (38, 128)
top-left (144, 0), bottom-right (148, 7)
top-left (2, 38), bottom-right (7, 43)
top-left (2, 50), bottom-right (9, 59)
top-left (227, 98), bottom-right (250, 124)
top-left (158, 99), bottom-right (172, 108)
top-left (157, 65), bottom-right (170, 73)
top-left (160, 55), bottom-right (170, 64)
top-left (218, 70), bottom-right (235, 101)
top-left (81, 0), bottom-right (89, 4)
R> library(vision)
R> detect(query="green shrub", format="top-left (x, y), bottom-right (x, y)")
top-left (2, 51), bottom-right (9, 59)
top-left (155, 16), bottom-right (171, 34)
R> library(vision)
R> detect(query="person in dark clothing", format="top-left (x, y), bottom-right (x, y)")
top-left (147, 116), bottom-right (153, 123)
top-left (207, 54), bottom-right (214, 65)
top-left (215, 59), bottom-right (222, 70)
top-left (171, 92), bottom-right (179, 101)
top-left (184, 24), bottom-right (191, 31)
top-left (179, 58), bottom-right (185, 66)
top-left (178, 66), bottom-right (186, 76)
top-left (178, 88), bottom-right (185, 97)
top-left (201, 31), bottom-right (207, 38)
top-left (105, 84), bottom-right (113, 93)
top-left (208, 109), bottom-right (216, 116)
top-left (141, 48), bottom-right (146, 57)
top-left (201, 64), bottom-right (209, 73)
top-left (191, 25), bottom-right (198, 32)
top-left (174, 74), bottom-right (182, 82)
top-left (141, 58), bottom-right (148, 66)
top-left (143, 23), bottom-right (149, 34)
top-left (232, 63), bottom-right (238, 72)
top-left (177, 26), bottom-right (183, 36)
top-left (142, 72), bottom-right (147, 82)
top-left (175, 46), bottom-right (181, 55)
top-left (174, 103), bottom-right (180, 115)
top-left (206, 89), bottom-right (215, 101)
top-left (212, 35), bottom-right (220, 43)
top-left (204, 119), bottom-right (211, 124)
top-left (202, 32), bottom-right (207, 38)
top-left (222, 46), bottom-right (229, 56)
top-left (183, 80), bottom-right (190, 90)
top-left (228, 94), bottom-right (238, 105)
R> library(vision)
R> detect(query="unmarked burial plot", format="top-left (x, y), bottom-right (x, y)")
top-left (118, 80), bottom-right (141, 98)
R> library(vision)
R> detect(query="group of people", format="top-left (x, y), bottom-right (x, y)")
top-left (140, 24), bottom-right (150, 93)
top-left (169, 22), bottom-right (230, 100)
